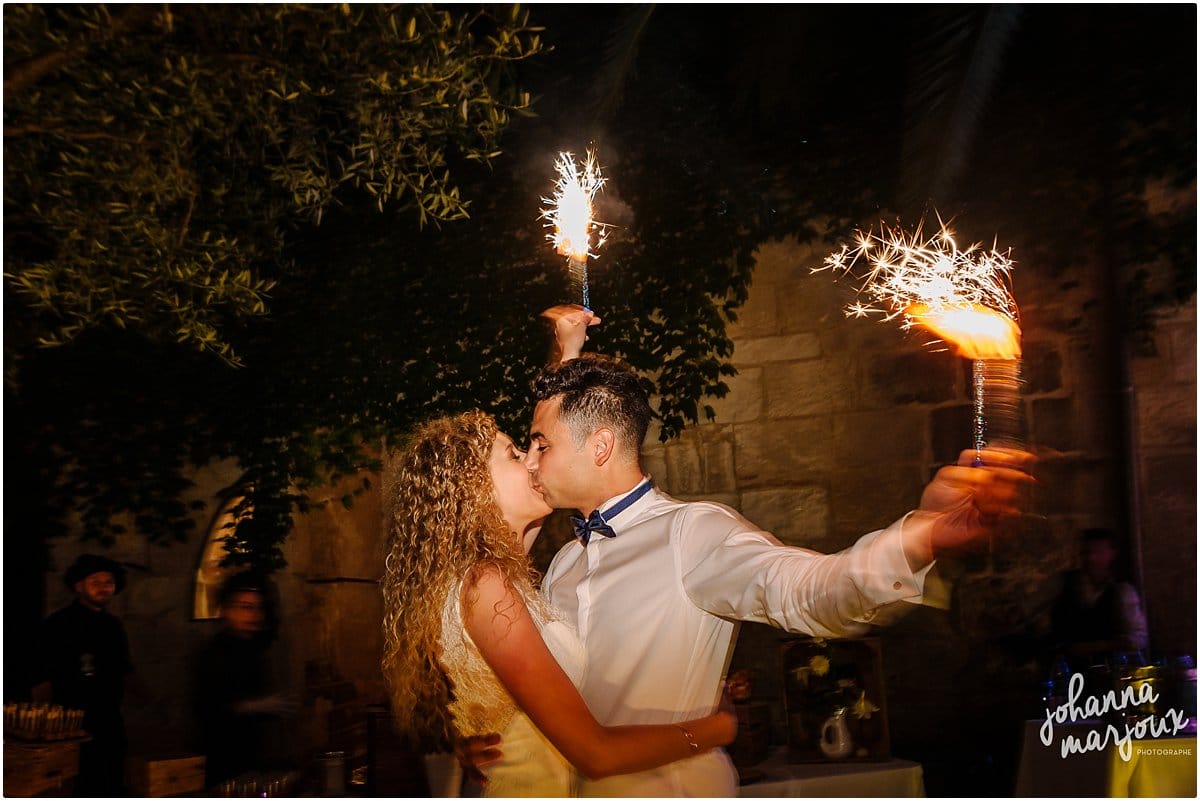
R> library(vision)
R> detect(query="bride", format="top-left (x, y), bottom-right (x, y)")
top-left (381, 310), bottom-right (736, 796)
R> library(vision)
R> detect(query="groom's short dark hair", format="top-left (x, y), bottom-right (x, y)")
top-left (533, 354), bottom-right (652, 453)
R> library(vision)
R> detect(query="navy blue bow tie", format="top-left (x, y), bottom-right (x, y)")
top-left (571, 479), bottom-right (654, 545)
top-left (571, 510), bottom-right (616, 545)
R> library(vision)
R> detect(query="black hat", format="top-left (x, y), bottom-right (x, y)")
top-left (217, 570), bottom-right (269, 606)
top-left (63, 554), bottom-right (127, 594)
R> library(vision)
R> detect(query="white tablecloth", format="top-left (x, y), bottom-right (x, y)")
top-left (738, 748), bottom-right (925, 797)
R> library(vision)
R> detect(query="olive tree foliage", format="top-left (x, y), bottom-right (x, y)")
top-left (3, 3), bottom-right (549, 567)
top-left (4, 4), bottom-right (784, 570)
top-left (3, 3), bottom-right (542, 370)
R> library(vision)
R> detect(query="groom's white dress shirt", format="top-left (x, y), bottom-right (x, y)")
top-left (542, 481), bottom-right (933, 797)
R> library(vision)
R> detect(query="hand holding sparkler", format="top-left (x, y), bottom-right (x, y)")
top-left (541, 304), bottom-right (601, 364)
top-left (904, 446), bottom-right (1037, 570)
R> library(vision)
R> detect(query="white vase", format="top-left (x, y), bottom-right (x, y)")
top-left (819, 711), bottom-right (854, 759)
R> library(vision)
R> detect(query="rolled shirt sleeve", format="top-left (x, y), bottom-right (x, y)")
top-left (678, 503), bottom-right (934, 637)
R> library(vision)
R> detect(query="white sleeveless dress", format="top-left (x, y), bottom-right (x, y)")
top-left (439, 578), bottom-right (585, 797)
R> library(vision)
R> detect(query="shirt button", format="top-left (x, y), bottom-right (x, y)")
top-left (893, 581), bottom-right (903, 591)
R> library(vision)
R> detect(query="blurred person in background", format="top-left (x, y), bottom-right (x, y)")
top-left (1051, 527), bottom-right (1149, 664)
top-left (193, 571), bottom-right (296, 788)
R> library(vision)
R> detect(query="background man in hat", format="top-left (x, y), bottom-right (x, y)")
top-left (32, 553), bottom-right (134, 796)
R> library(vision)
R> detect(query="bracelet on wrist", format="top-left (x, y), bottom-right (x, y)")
top-left (675, 724), bottom-right (699, 754)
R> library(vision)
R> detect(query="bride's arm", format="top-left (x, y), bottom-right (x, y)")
top-left (462, 566), bottom-right (735, 781)
top-left (540, 305), bottom-right (600, 364)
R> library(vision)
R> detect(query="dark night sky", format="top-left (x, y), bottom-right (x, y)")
top-left (515, 4), bottom-right (1196, 230)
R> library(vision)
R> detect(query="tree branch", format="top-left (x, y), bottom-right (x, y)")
top-left (3, 123), bottom-right (143, 145)
top-left (3, 5), bottom-right (160, 103)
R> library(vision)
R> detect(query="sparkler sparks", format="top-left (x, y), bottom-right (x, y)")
top-left (820, 217), bottom-right (1026, 461)
top-left (816, 218), bottom-right (1021, 359)
top-left (540, 150), bottom-right (608, 308)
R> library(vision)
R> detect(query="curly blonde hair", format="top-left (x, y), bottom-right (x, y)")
top-left (380, 410), bottom-right (540, 751)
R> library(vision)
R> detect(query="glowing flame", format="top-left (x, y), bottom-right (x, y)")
top-left (908, 304), bottom-right (1022, 359)
top-left (817, 217), bottom-right (1022, 357)
top-left (540, 150), bottom-right (607, 263)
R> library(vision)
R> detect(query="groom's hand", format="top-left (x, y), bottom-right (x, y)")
top-left (454, 732), bottom-right (502, 785)
top-left (906, 447), bottom-right (1036, 569)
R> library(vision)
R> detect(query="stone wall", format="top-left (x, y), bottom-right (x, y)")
top-left (1129, 299), bottom-right (1197, 657)
top-left (634, 232), bottom-right (1196, 793)
top-left (37, 460), bottom-right (389, 768)
top-left (34, 232), bottom-right (1194, 793)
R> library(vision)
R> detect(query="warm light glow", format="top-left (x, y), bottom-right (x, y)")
top-left (816, 217), bottom-right (1022, 354)
top-left (540, 150), bottom-right (607, 263)
top-left (908, 304), bottom-right (1023, 359)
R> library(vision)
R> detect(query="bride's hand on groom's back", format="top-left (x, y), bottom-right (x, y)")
top-left (454, 732), bottom-right (502, 785)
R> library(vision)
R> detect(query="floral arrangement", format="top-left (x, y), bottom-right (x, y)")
top-left (787, 638), bottom-right (880, 720)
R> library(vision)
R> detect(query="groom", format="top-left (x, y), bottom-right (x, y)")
top-left (467, 308), bottom-right (1032, 796)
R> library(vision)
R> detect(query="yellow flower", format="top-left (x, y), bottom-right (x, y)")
top-left (851, 690), bottom-right (880, 720)
top-left (808, 655), bottom-right (831, 676)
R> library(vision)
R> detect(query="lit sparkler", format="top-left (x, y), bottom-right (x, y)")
top-left (817, 217), bottom-right (1024, 463)
top-left (540, 150), bottom-right (608, 309)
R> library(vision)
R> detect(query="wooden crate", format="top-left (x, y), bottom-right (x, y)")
top-left (780, 636), bottom-right (891, 762)
top-left (4, 739), bottom-right (82, 797)
top-left (730, 701), bottom-right (771, 767)
top-left (127, 754), bottom-right (206, 797)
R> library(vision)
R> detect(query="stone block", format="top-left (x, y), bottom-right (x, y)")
top-left (780, 269), bottom-right (855, 337)
top-left (705, 367), bottom-right (764, 425)
top-left (727, 285), bottom-right (778, 340)
top-left (869, 350), bottom-right (959, 405)
top-left (990, 513), bottom-right (1076, 576)
top-left (930, 405), bottom-right (976, 465)
top-left (1142, 452), bottom-right (1198, 515)
top-left (1030, 455), bottom-right (1123, 522)
top-left (295, 472), bottom-right (385, 581)
top-left (1128, 350), bottom-right (1173, 388)
top-left (641, 446), bottom-right (669, 492)
top-left (734, 333), bottom-right (821, 365)
top-left (297, 581), bottom-right (384, 682)
top-left (703, 434), bottom-right (738, 494)
top-left (1030, 397), bottom-right (1079, 453)
top-left (643, 396), bottom-right (665, 445)
top-left (764, 359), bottom-right (856, 418)
top-left (739, 485), bottom-right (830, 547)
top-left (1136, 387), bottom-right (1197, 449)
top-left (664, 436), bottom-right (704, 496)
top-left (751, 237), bottom-right (807, 287)
top-left (124, 576), bottom-right (188, 619)
top-left (1021, 342), bottom-right (1063, 394)
top-left (733, 418), bottom-right (834, 486)
top-left (832, 409), bottom-right (927, 468)
top-left (145, 532), bottom-right (203, 577)
top-left (1171, 317), bottom-right (1196, 384)
top-left (829, 466), bottom-right (926, 548)
top-left (129, 618), bottom-right (198, 666)
top-left (954, 575), bottom-right (1039, 641)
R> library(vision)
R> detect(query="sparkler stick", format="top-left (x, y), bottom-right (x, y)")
top-left (540, 150), bottom-right (608, 310)
top-left (817, 218), bottom-right (1024, 464)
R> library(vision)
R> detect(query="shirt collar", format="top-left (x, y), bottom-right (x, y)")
top-left (594, 477), bottom-right (655, 534)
